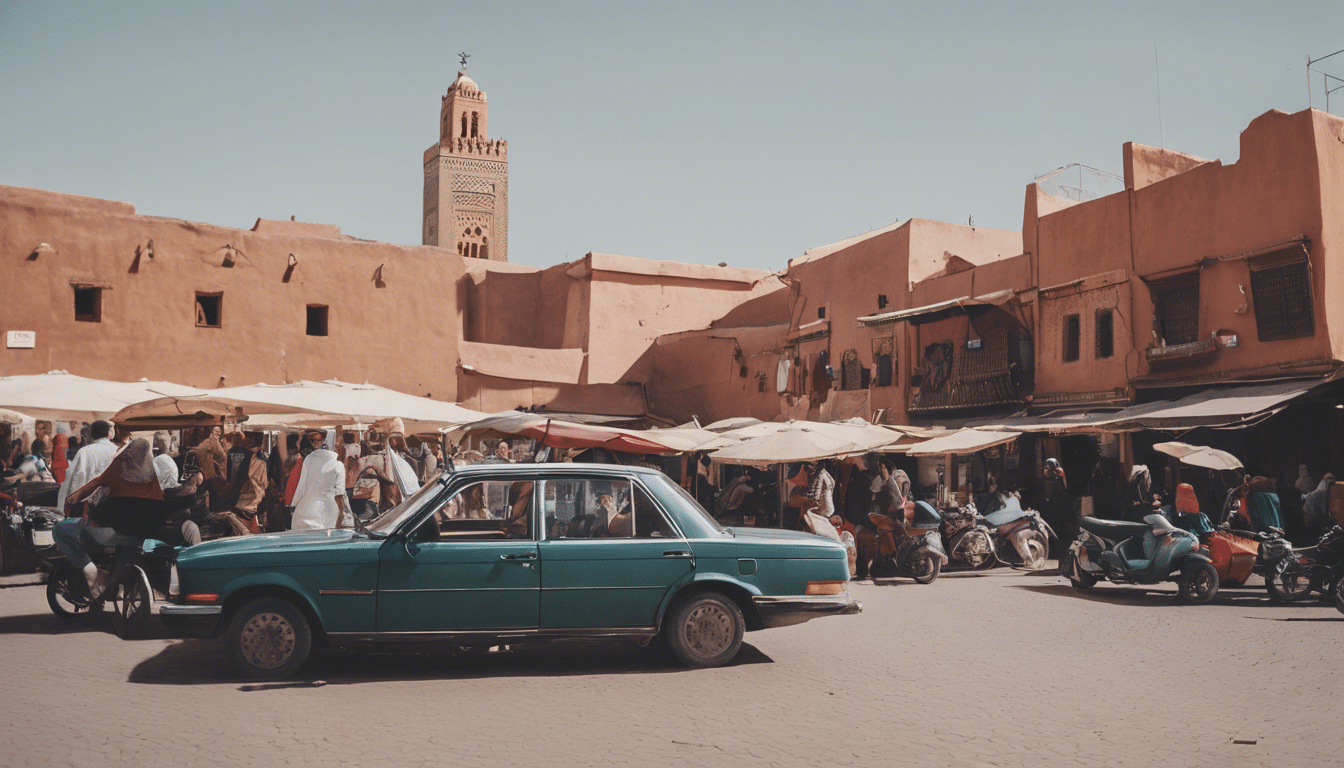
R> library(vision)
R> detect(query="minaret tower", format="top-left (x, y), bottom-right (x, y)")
top-left (422, 53), bottom-right (509, 261)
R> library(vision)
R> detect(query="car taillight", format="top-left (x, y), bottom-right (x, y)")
top-left (168, 564), bottom-right (179, 598)
top-left (184, 593), bottom-right (219, 605)
top-left (806, 580), bottom-right (846, 595)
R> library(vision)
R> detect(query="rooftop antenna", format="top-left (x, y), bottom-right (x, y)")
top-left (1308, 48), bottom-right (1344, 113)
top-left (458, 51), bottom-right (471, 70)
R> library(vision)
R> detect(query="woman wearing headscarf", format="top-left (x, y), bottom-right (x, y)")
top-left (1171, 482), bottom-right (1214, 537)
top-left (291, 431), bottom-right (351, 530)
top-left (53, 438), bottom-right (167, 593)
top-left (378, 418), bottom-right (422, 500)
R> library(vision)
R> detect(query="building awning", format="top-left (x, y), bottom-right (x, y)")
top-left (857, 288), bottom-right (1016, 327)
top-left (902, 429), bottom-right (1021, 457)
top-left (968, 379), bottom-right (1321, 434)
top-left (787, 318), bottom-right (830, 341)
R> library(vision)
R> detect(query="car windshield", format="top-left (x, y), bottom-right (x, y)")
top-left (364, 477), bottom-right (447, 536)
top-left (656, 475), bottom-right (725, 533)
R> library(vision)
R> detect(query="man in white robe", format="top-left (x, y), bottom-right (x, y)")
top-left (291, 431), bottom-right (351, 530)
top-left (55, 420), bottom-right (120, 512)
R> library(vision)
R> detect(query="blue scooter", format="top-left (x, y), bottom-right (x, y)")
top-left (1063, 513), bottom-right (1219, 604)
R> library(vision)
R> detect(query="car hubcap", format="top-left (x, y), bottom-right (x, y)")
top-left (683, 603), bottom-right (732, 658)
top-left (240, 612), bottom-right (297, 669)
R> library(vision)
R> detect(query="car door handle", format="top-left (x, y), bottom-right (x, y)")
top-left (500, 553), bottom-right (537, 560)
top-left (663, 550), bottom-right (692, 558)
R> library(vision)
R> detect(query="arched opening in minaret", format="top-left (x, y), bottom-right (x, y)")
top-left (460, 113), bottom-right (467, 139)
top-left (471, 112), bottom-right (479, 138)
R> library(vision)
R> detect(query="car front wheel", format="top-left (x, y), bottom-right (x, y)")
top-left (226, 596), bottom-right (313, 680)
top-left (665, 592), bottom-right (744, 669)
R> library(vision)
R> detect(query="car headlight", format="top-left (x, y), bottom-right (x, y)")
top-left (168, 563), bottom-right (179, 598)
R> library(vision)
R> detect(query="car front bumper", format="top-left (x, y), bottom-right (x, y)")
top-left (159, 603), bottom-right (223, 638)
top-left (752, 593), bottom-right (862, 629)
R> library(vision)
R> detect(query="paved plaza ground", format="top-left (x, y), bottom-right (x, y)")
top-left (0, 564), bottom-right (1338, 768)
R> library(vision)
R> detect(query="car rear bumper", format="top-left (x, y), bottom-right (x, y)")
top-left (752, 593), bottom-right (862, 629)
top-left (159, 603), bottom-right (223, 638)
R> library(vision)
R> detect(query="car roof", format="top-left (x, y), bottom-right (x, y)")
top-left (444, 462), bottom-right (666, 479)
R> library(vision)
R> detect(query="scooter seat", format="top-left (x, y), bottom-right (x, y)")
top-left (1079, 517), bottom-right (1150, 539)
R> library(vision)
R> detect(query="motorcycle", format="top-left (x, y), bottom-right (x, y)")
top-left (978, 494), bottom-right (1052, 569)
top-left (0, 494), bottom-right (63, 575)
top-left (866, 500), bottom-right (949, 584)
top-left (1063, 513), bottom-right (1220, 604)
top-left (42, 529), bottom-right (176, 639)
top-left (938, 502), bottom-right (995, 569)
top-left (1262, 524), bottom-right (1344, 605)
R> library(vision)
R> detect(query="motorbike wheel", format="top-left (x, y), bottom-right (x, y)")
top-left (1063, 553), bottom-right (1098, 590)
top-left (109, 574), bottom-right (151, 640)
top-left (1334, 578), bottom-right (1344, 616)
top-left (1265, 558), bottom-right (1315, 604)
top-left (1021, 532), bottom-right (1048, 570)
top-left (46, 562), bottom-right (94, 619)
top-left (1177, 562), bottom-right (1220, 605)
top-left (910, 551), bottom-right (941, 584)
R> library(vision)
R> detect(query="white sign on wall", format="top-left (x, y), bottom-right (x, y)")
top-left (6, 331), bottom-right (36, 349)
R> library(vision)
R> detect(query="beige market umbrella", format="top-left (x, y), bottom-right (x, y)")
top-left (1153, 441), bottom-right (1244, 471)
top-left (0, 408), bottom-right (29, 425)
top-left (710, 425), bottom-right (876, 466)
top-left (0, 371), bottom-right (205, 422)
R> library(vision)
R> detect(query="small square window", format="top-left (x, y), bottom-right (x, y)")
top-left (195, 293), bottom-right (222, 329)
top-left (306, 305), bottom-right (329, 337)
top-left (74, 287), bottom-right (102, 323)
top-left (1062, 313), bottom-right (1081, 363)
top-left (877, 294), bottom-right (888, 310)
top-left (817, 306), bottom-right (826, 320)
top-left (1095, 309), bottom-right (1114, 359)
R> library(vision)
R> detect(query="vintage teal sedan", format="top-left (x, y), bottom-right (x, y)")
top-left (161, 464), bottom-right (860, 679)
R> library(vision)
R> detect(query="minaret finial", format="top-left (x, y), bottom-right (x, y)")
top-left (458, 51), bottom-right (470, 69)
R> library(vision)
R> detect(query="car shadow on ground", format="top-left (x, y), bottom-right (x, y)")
top-left (1005, 582), bottom-right (1317, 609)
top-left (127, 638), bottom-right (774, 688)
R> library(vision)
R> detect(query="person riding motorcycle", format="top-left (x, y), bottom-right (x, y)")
top-left (51, 439), bottom-right (168, 596)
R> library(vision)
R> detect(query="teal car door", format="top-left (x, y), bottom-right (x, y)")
top-left (537, 477), bottom-right (693, 629)
top-left (376, 478), bottom-right (540, 632)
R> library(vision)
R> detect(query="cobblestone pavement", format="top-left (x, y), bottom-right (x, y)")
top-left (0, 565), bottom-right (1339, 768)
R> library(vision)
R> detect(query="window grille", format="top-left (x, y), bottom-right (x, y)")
top-left (1062, 313), bottom-right (1081, 363)
top-left (1095, 308), bottom-right (1114, 359)
top-left (1148, 273), bottom-right (1199, 345)
top-left (1250, 250), bottom-right (1314, 341)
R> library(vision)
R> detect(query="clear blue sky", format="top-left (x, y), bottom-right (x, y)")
top-left (2, 1), bottom-right (1342, 270)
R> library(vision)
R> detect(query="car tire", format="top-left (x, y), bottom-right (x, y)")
top-left (109, 571), bottom-right (151, 640)
top-left (1177, 561), bottom-right (1220, 605)
top-left (665, 592), bottom-right (744, 669)
top-left (226, 597), bottom-right (313, 680)
top-left (46, 562), bottom-right (93, 619)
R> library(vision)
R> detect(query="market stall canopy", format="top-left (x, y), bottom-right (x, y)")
top-left (114, 380), bottom-right (488, 434)
top-left (903, 429), bottom-right (1021, 457)
top-left (968, 380), bottom-right (1322, 434)
top-left (443, 412), bottom-right (683, 454)
top-left (699, 417), bottom-right (765, 433)
top-left (709, 422), bottom-right (900, 466)
top-left (1153, 441), bottom-right (1244, 471)
top-left (857, 288), bottom-right (1016, 327)
top-left (0, 371), bottom-right (206, 422)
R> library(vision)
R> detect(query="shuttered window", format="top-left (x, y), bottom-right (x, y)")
top-left (1250, 250), bottom-right (1314, 341)
top-left (1095, 308), bottom-right (1114, 359)
top-left (1062, 313), bottom-right (1081, 363)
top-left (1148, 273), bottom-right (1200, 346)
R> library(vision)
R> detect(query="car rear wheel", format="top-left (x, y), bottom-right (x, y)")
top-left (665, 592), bottom-right (744, 669)
top-left (226, 597), bottom-right (312, 680)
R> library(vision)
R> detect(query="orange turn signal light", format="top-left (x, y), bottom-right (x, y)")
top-left (805, 580), bottom-right (846, 595)
top-left (184, 593), bottom-right (220, 605)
